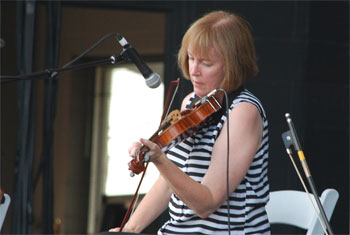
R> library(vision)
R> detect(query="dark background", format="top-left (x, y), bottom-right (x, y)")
top-left (1, 1), bottom-right (348, 234)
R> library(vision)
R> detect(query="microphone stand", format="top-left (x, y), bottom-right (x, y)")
top-left (281, 113), bottom-right (334, 235)
top-left (0, 54), bottom-right (126, 83)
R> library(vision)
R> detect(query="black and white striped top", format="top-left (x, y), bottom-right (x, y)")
top-left (158, 89), bottom-right (270, 234)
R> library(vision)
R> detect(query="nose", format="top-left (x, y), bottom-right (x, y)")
top-left (190, 60), bottom-right (200, 76)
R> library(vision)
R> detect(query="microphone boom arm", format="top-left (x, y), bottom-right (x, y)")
top-left (0, 54), bottom-right (126, 83)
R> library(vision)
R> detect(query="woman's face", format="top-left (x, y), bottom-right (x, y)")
top-left (188, 45), bottom-right (225, 97)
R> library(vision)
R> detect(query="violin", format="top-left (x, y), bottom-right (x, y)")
top-left (128, 89), bottom-right (224, 175)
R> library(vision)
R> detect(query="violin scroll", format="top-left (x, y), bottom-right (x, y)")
top-left (128, 159), bottom-right (146, 177)
top-left (128, 145), bottom-right (150, 176)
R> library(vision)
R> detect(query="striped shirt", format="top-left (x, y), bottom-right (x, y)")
top-left (158, 89), bottom-right (270, 234)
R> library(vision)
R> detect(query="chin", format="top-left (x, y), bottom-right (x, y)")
top-left (194, 90), bottom-right (207, 98)
top-left (193, 85), bottom-right (212, 97)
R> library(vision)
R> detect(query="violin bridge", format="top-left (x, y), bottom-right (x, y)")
top-left (167, 110), bottom-right (181, 124)
top-left (159, 109), bottom-right (181, 129)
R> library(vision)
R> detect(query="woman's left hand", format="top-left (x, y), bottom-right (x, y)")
top-left (139, 138), bottom-right (165, 163)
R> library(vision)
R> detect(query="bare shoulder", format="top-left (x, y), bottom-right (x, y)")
top-left (232, 101), bottom-right (260, 115)
top-left (223, 101), bottom-right (263, 151)
top-left (229, 101), bottom-right (262, 126)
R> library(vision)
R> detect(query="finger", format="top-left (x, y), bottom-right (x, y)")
top-left (139, 138), bottom-right (156, 149)
top-left (139, 138), bottom-right (164, 162)
top-left (128, 142), bottom-right (141, 156)
top-left (128, 142), bottom-right (141, 152)
top-left (109, 227), bottom-right (120, 232)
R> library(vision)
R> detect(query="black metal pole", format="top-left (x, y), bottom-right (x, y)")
top-left (285, 113), bottom-right (334, 235)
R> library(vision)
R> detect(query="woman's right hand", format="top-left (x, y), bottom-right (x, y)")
top-left (108, 227), bottom-right (120, 232)
top-left (109, 223), bottom-right (137, 233)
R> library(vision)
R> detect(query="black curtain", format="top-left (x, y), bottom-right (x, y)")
top-left (39, 0), bottom-right (61, 233)
top-left (13, 0), bottom-right (36, 233)
top-left (13, 0), bottom-right (61, 233)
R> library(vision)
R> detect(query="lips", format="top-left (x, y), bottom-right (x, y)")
top-left (192, 79), bottom-right (203, 87)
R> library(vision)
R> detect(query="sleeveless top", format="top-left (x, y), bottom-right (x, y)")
top-left (158, 89), bottom-right (270, 234)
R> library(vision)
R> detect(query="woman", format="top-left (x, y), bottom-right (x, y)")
top-left (110, 10), bottom-right (270, 234)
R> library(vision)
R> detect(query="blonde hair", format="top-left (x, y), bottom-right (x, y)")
top-left (178, 11), bottom-right (259, 92)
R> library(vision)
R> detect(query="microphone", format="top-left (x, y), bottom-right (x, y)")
top-left (115, 33), bottom-right (161, 88)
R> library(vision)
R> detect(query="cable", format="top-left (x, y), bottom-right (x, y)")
top-left (218, 89), bottom-right (231, 235)
top-left (62, 32), bottom-right (118, 68)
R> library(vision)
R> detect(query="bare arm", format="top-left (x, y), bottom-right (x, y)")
top-left (140, 102), bottom-right (263, 218)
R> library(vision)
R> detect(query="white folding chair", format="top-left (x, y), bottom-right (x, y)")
top-left (0, 193), bottom-right (11, 231)
top-left (265, 188), bottom-right (339, 234)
